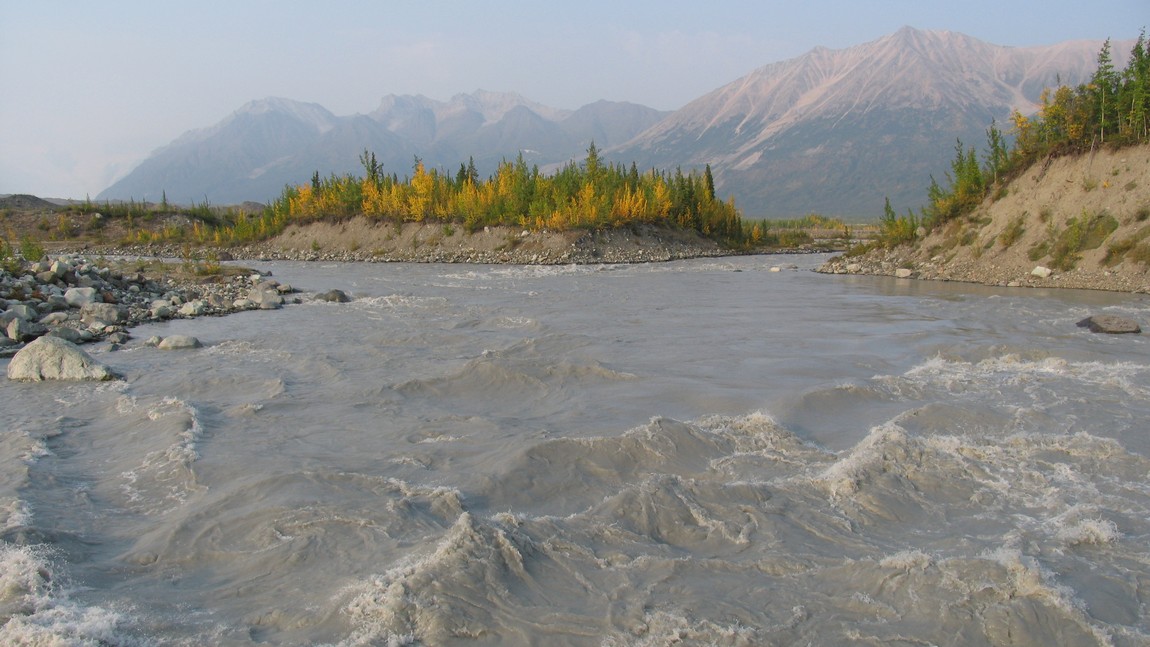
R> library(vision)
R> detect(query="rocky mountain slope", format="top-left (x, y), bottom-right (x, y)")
top-left (612, 27), bottom-right (1120, 218)
top-left (820, 144), bottom-right (1150, 293)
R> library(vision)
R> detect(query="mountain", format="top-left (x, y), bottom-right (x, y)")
top-left (100, 27), bottom-right (1122, 217)
top-left (99, 92), bottom-right (667, 205)
top-left (611, 27), bottom-right (1120, 217)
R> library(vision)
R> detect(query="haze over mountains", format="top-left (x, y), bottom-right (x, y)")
top-left (99, 27), bottom-right (1117, 218)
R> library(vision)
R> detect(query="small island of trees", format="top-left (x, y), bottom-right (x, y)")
top-left (267, 142), bottom-right (749, 247)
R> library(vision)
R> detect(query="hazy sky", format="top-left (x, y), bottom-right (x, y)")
top-left (1, 1), bottom-right (1145, 199)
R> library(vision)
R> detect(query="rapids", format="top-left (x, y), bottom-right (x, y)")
top-left (2, 254), bottom-right (1148, 646)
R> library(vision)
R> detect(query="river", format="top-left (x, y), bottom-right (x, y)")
top-left (2, 254), bottom-right (1149, 646)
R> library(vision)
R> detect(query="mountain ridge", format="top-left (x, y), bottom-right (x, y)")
top-left (610, 27), bottom-right (1125, 216)
top-left (99, 27), bottom-right (1126, 217)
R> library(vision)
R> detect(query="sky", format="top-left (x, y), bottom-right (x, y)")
top-left (1, 0), bottom-right (1145, 199)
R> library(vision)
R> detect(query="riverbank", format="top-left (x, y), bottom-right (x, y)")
top-left (0, 254), bottom-right (295, 357)
top-left (818, 247), bottom-right (1150, 293)
top-left (818, 144), bottom-right (1150, 294)
top-left (59, 220), bottom-right (741, 265)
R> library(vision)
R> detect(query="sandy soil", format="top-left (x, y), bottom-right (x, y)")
top-left (821, 144), bottom-right (1150, 293)
top-left (250, 219), bottom-right (727, 264)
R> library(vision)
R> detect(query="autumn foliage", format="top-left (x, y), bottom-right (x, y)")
top-left (265, 143), bottom-right (748, 247)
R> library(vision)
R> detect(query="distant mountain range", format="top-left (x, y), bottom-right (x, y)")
top-left (99, 27), bottom-right (1120, 218)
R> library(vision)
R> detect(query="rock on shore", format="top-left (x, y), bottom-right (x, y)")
top-left (1, 254), bottom-right (298, 359)
top-left (7, 336), bottom-right (118, 381)
top-left (818, 246), bottom-right (1150, 293)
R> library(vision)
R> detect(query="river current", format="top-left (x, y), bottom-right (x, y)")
top-left (2, 254), bottom-right (1149, 646)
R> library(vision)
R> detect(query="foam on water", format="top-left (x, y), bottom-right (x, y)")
top-left (115, 396), bottom-right (207, 513)
top-left (0, 543), bottom-right (135, 646)
top-left (333, 407), bottom-right (1150, 645)
top-left (896, 353), bottom-right (1150, 400)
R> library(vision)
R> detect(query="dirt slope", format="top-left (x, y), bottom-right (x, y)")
top-left (823, 144), bottom-right (1150, 292)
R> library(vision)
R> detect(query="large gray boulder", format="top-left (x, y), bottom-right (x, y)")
top-left (7, 336), bottom-right (118, 381)
top-left (1077, 315), bottom-right (1141, 334)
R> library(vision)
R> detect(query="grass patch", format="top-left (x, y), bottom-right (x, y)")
top-left (1129, 243), bottom-right (1150, 265)
top-left (1104, 224), bottom-right (1150, 266)
top-left (1028, 240), bottom-right (1050, 262)
top-left (1048, 211), bottom-right (1119, 270)
top-left (998, 215), bottom-right (1026, 248)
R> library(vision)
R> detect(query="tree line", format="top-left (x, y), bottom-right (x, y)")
top-left (260, 143), bottom-right (749, 247)
top-left (879, 31), bottom-right (1150, 245)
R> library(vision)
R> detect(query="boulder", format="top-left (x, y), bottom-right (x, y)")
top-left (49, 259), bottom-right (72, 278)
top-left (80, 302), bottom-right (127, 326)
top-left (248, 285), bottom-right (283, 310)
top-left (38, 311), bottom-right (71, 325)
top-left (7, 336), bottom-right (118, 381)
top-left (178, 300), bottom-right (207, 317)
top-left (1031, 266), bottom-right (1053, 278)
top-left (316, 289), bottom-right (351, 303)
top-left (105, 331), bottom-right (131, 345)
top-left (157, 335), bottom-right (202, 350)
top-left (1077, 315), bottom-right (1141, 334)
top-left (894, 268), bottom-right (915, 279)
top-left (5, 304), bottom-right (39, 322)
top-left (7, 317), bottom-right (46, 342)
top-left (64, 287), bottom-right (100, 307)
top-left (150, 304), bottom-right (174, 320)
top-left (46, 327), bottom-right (86, 344)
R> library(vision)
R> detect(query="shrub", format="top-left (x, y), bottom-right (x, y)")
top-left (1048, 211), bottom-right (1118, 270)
top-left (1028, 240), bottom-right (1050, 262)
top-left (878, 197), bottom-right (919, 247)
top-left (19, 236), bottom-right (45, 262)
top-left (0, 238), bottom-right (20, 274)
top-left (1104, 225), bottom-right (1150, 266)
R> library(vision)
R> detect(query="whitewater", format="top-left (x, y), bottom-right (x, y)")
top-left (2, 254), bottom-right (1149, 646)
